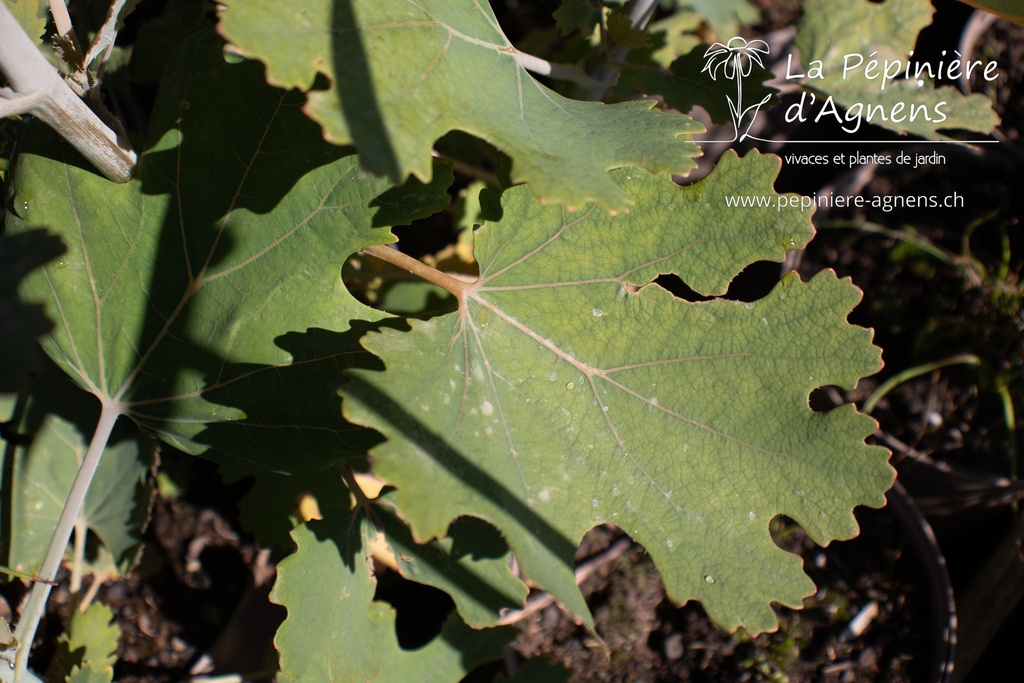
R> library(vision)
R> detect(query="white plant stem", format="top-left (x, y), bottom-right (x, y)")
top-left (0, 2), bottom-right (136, 183)
top-left (512, 50), bottom-right (601, 88)
top-left (47, 0), bottom-right (74, 38)
top-left (0, 90), bottom-right (45, 118)
top-left (8, 400), bottom-right (121, 683)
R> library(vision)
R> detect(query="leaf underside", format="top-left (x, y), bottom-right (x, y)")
top-left (344, 151), bottom-right (894, 634)
top-left (217, 0), bottom-right (703, 211)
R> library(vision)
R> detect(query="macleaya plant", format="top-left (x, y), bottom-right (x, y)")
top-left (2, 0), bottom-right (997, 679)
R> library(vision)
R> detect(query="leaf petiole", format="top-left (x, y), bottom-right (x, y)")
top-left (0, 567), bottom-right (56, 587)
top-left (10, 400), bottom-right (121, 682)
top-left (360, 244), bottom-right (474, 303)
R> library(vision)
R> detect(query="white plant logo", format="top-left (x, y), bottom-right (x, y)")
top-left (702, 37), bottom-right (773, 142)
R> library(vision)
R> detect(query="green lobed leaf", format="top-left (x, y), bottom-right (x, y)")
top-left (272, 510), bottom-right (382, 682)
top-left (272, 507), bottom-right (515, 682)
top-left (56, 601), bottom-right (120, 682)
top-left (795, 0), bottom-right (999, 139)
top-left (4, 30), bottom-right (453, 473)
top-left (71, 603), bottom-right (120, 669)
top-left (646, 10), bottom-right (702, 68)
top-left (1, 0), bottom-right (47, 45)
top-left (0, 367), bottom-right (154, 575)
top-left (343, 150), bottom-right (894, 634)
top-left (217, 0), bottom-right (703, 211)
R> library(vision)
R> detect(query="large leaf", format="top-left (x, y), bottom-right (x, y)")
top-left (343, 150), bottom-right (894, 634)
top-left (217, 0), bottom-right (703, 211)
top-left (795, 0), bottom-right (999, 139)
top-left (272, 508), bottom-right (515, 682)
top-left (4, 30), bottom-right (452, 473)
